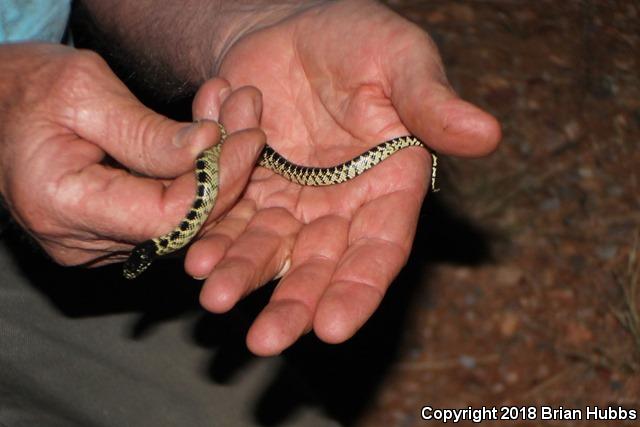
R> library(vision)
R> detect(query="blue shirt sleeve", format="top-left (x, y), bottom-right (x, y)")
top-left (0, 0), bottom-right (71, 43)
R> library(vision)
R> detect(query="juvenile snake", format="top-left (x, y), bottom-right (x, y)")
top-left (122, 124), bottom-right (439, 279)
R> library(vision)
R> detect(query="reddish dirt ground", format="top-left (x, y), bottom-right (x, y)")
top-left (358, 1), bottom-right (640, 426)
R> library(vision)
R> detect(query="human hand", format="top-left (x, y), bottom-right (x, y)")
top-left (185, 0), bottom-right (501, 355)
top-left (0, 43), bottom-right (264, 267)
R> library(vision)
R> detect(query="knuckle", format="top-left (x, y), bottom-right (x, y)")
top-left (8, 181), bottom-right (63, 239)
top-left (51, 49), bottom-right (110, 101)
top-left (136, 114), bottom-right (165, 172)
top-left (63, 49), bottom-right (107, 78)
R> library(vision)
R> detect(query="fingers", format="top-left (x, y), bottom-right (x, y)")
top-left (193, 81), bottom-right (266, 218)
top-left (193, 79), bottom-right (263, 132)
top-left (184, 199), bottom-right (256, 278)
top-left (68, 65), bottom-right (227, 178)
top-left (211, 86), bottom-right (265, 212)
top-left (198, 208), bottom-right (301, 313)
top-left (387, 32), bottom-right (501, 157)
top-left (54, 139), bottom-right (197, 242)
top-left (210, 127), bottom-right (266, 217)
top-left (246, 215), bottom-right (349, 356)
top-left (314, 189), bottom-right (423, 343)
top-left (192, 78), bottom-right (231, 120)
top-left (57, 128), bottom-right (264, 246)
top-left (219, 86), bottom-right (263, 131)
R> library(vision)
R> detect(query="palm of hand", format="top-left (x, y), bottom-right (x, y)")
top-left (187, 1), bottom-right (439, 355)
top-left (224, 8), bottom-right (431, 217)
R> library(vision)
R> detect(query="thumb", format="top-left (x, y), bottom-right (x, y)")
top-left (71, 76), bottom-right (224, 178)
top-left (389, 38), bottom-right (501, 157)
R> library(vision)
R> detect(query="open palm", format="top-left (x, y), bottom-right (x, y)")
top-left (185, 0), bottom-right (500, 355)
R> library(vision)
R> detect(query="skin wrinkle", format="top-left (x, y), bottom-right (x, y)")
top-left (199, 231), bottom-right (235, 250)
top-left (290, 215), bottom-right (348, 259)
top-left (330, 278), bottom-right (385, 303)
top-left (292, 252), bottom-right (338, 266)
top-left (248, 206), bottom-right (299, 233)
top-left (221, 255), bottom-right (261, 284)
top-left (290, 184), bottom-right (308, 223)
top-left (349, 234), bottom-right (410, 261)
top-left (132, 111), bottom-right (169, 174)
top-left (213, 3), bottom-right (319, 75)
top-left (281, 263), bottom-right (338, 301)
top-left (291, 26), bottom-right (327, 152)
top-left (72, 166), bottom-right (144, 236)
top-left (291, 14), bottom-right (410, 152)
top-left (291, 17), bottom-right (366, 161)
top-left (269, 297), bottom-right (314, 325)
top-left (43, 235), bottom-right (121, 252)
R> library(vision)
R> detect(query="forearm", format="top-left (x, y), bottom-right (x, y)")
top-left (78, 0), bottom-right (329, 98)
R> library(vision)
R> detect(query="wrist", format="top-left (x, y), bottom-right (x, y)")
top-left (77, 0), bottom-right (333, 98)
top-left (210, 1), bottom-right (332, 76)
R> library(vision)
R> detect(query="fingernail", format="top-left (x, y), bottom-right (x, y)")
top-left (219, 87), bottom-right (231, 103)
top-left (253, 93), bottom-right (263, 117)
top-left (273, 258), bottom-right (291, 280)
top-left (173, 122), bottom-right (198, 148)
top-left (192, 275), bottom-right (207, 281)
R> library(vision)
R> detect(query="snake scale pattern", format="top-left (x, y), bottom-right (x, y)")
top-left (122, 125), bottom-right (438, 279)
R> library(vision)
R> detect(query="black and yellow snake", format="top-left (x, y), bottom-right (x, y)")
top-left (122, 124), bottom-right (439, 279)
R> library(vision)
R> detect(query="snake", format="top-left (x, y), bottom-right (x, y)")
top-left (122, 124), bottom-right (439, 279)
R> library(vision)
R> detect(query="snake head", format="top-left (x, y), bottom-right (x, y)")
top-left (122, 240), bottom-right (157, 280)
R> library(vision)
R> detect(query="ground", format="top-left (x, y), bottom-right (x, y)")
top-left (357, 1), bottom-right (640, 426)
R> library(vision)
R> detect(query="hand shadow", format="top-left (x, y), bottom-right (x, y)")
top-left (189, 192), bottom-right (495, 426)
top-left (0, 166), bottom-right (493, 427)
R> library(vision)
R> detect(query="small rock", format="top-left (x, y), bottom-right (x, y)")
top-left (464, 292), bottom-right (478, 306)
top-left (610, 380), bottom-right (623, 391)
top-left (614, 57), bottom-right (634, 72)
top-left (548, 288), bottom-right (575, 303)
top-left (565, 321), bottom-right (594, 345)
top-left (607, 186), bottom-right (624, 197)
top-left (563, 120), bottom-right (583, 142)
top-left (536, 364), bottom-right (550, 379)
top-left (504, 370), bottom-right (519, 384)
top-left (549, 53), bottom-right (572, 68)
top-left (596, 245), bottom-right (618, 261)
top-left (496, 266), bottom-right (524, 286)
top-left (578, 167), bottom-right (594, 178)
top-left (541, 197), bottom-right (560, 211)
top-left (500, 313), bottom-right (520, 338)
top-left (481, 75), bottom-right (510, 90)
top-left (459, 354), bottom-right (477, 369)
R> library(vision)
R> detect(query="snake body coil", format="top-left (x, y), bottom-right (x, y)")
top-left (123, 130), bottom-right (437, 279)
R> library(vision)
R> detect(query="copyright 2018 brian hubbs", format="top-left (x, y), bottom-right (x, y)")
top-left (420, 406), bottom-right (637, 423)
